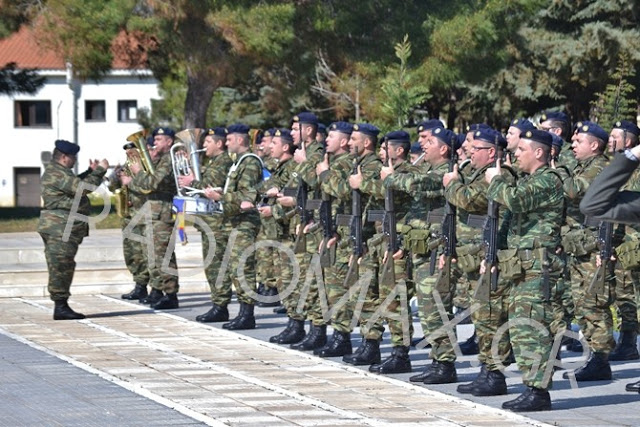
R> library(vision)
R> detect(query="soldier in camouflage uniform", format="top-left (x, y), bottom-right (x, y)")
top-left (260, 129), bottom-right (306, 344)
top-left (560, 122), bottom-right (616, 382)
top-left (606, 121), bottom-right (640, 363)
top-left (116, 142), bottom-right (151, 302)
top-left (540, 111), bottom-right (578, 170)
top-left (122, 127), bottom-right (180, 310)
top-left (178, 127), bottom-right (234, 322)
top-left (38, 140), bottom-right (109, 320)
top-left (206, 123), bottom-right (263, 330)
top-left (366, 130), bottom-right (419, 374)
top-left (485, 129), bottom-right (564, 412)
top-left (342, 123), bottom-right (384, 366)
top-left (313, 121), bottom-right (356, 358)
top-left (443, 128), bottom-right (517, 396)
top-left (255, 129), bottom-right (281, 305)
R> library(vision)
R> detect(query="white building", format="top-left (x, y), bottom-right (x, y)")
top-left (0, 26), bottom-right (160, 207)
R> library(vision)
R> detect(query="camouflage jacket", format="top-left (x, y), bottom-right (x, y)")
top-left (563, 154), bottom-right (608, 229)
top-left (222, 151), bottom-right (262, 220)
top-left (488, 165), bottom-right (564, 249)
top-left (128, 151), bottom-right (176, 221)
top-left (38, 161), bottom-right (107, 238)
top-left (192, 152), bottom-right (233, 189)
top-left (356, 151), bottom-right (383, 240)
top-left (319, 152), bottom-right (354, 238)
top-left (366, 159), bottom-right (417, 224)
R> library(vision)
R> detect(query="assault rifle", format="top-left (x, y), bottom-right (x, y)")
top-left (588, 220), bottom-right (614, 295)
top-left (307, 150), bottom-right (335, 267)
top-left (336, 157), bottom-right (363, 287)
top-left (435, 143), bottom-right (458, 293)
top-left (474, 136), bottom-right (501, 301)
top-left (283, 175), bottom-right (311, 254)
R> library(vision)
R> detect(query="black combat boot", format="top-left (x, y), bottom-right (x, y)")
top-left (151, 292), bottom-right (179, 310)
top-left (343, 339), bottom-right (381, 365)
top-left (271, 319), bottom-right (306, 344)
top-left (562, 352), bottom-right (611, 381)
top-left (273, 306), bottom-right (287, 314)
top-left (457, 365), bottom-right (488, 393)
top-left (290, 324), bottom-right (327, 351)
top-left (141, 289), bottom-right (163, 305)
top-left (459, 332), bottom-right (479, 355)
top-left (625, 378), bottom-right (640, 392)
top-left (609, 331), bottom-right (639, 361)
top-left (257, 286), bottom-right (280, 308)
top-left (318, 331), bottom-right (352, 358)
top-left (223, 302), bottom-right (256, 330)
top-left (53, 299), bottom-right (86, 320)
top-left (121, 283), bottom-right (148, 301)
top-left (196, 304), bottom-right (229, 323)
top-left (420, 360), bottom-right (457, 384)
top-left (502, 387), bottom-right (551, 412)
top-left (471, 369), bottom-right (507, 396)
top-left (369, 346), bottom-right (411, 374)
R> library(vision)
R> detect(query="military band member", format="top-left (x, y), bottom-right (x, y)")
top-left (38, 140), bottom-right (108, 320)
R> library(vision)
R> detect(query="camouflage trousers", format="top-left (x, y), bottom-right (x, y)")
top-left (509, 265), bottom-right (556, 391)
top-left (145, 218), bottom-right (179, 294)
top-left (40, 232), bottom-right (83, 301)
top-left (301, 228), bottom-right (325, 326)
top-left (323, 231), bottom-right (355, 333)
top-left (121, 215), bottom-right (149, 286)
top-left (375, 245), bottom-right (414, 347)
top-left (227, 218), bottom-right (259, 305)
top-left (198, 216), bottom-right (232, 307)
top-left (549, 257), bottom-right (575, 336)
top-left (614, 268), bottom-right (640, 333)
top-left (356, 235), bottom-right (385, 341)
top-left (568, 253), bottom-right (616, 354)
top-left (274, 237), bottom-right (301, 320)
top-left (256, 217), bottom-right (280, 291)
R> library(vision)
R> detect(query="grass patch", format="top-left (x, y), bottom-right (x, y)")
top-left (0, 207), bottom-right (121, 233)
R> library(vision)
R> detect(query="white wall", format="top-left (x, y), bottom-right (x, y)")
top-left (0, 70), bottom-right (160, 207)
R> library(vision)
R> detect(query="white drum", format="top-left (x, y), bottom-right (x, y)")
top-left (173, 196), bottom-right (222, 215)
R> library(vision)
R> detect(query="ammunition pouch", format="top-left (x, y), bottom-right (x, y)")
top-left (497, 248), bottom-right (524, 280)
top-left (456, 243), bottom-right (483, 273)
top-left (401, 226), bottom-right (440, 256)
top-left (616, 240), bottom-right (640, 270)
top-left (562, 228), bottom-right (597, 257)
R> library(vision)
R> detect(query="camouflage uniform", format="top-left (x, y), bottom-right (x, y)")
top-left (562, 154), bottom-right (616, 356)
top-left (220, 152), bottom-right (263, 305)
top-left (445, 163), bottom-right (516, 371)
top-left (38, 162), bottom-right (107, 301)
top-left (128, 151), bottom-right (179, 295)
top-left (256, 156), bottom-right (280, 293)
top-left (488, 165), bottom-right (564, 391)
top-left (191, 152), bottom-right (234, 306)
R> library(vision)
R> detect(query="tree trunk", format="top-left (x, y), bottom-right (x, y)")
top-left (183, 71), bottom-right (216, 129)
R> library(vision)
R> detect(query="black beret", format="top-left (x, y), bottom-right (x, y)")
top-left (576, 122), bottom-right (608, 142)
top-left (384, 130), bottom-right (411, 144)
top-left (207, 127), bottom-right (228, 138)
top-left (122, 142), bottom-right (135, 150)
top-left (521, 129), bottom-right (553, 146)
top-left (550, 133), bottom-right (564, 149)
top-left (55, 139), bottom-right (80, 155)
top-left (510, 118), bottom-right (536, 133)
top-left (274, 128), bottom-right (294, 142)
top-left (152, 127), bottom-right (175, 138)
top-left (353, 123), bottom-right (380, 139)
top-left (410, 142), bottom-right (422, 154)
top-left (465, 123), bottom-right (491, 133)
top-left (292, 112), bottom-right (318, 125)
top-left (613, 120), bottom-right (640, 137)
top-left (432, 127), bottom-right (458, 149)
top-left (540, 111), bottom-right (570, 124)
top-left (329, 121), bottom-right (353, 135)
top-left (472, 128), bottom-right (507, 148)
top-left (317, 123), bottom-right (327, 136)
top-left (417, 119), bottom-right (444, 132)
top-left (226, 123), bottom-right (250, 135)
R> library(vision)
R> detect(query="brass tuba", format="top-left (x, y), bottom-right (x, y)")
top-left (171, 128), bottom-right (205, 195)
top-left (126, 129), bottom-right (155, 175)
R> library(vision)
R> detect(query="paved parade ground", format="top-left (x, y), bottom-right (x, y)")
top-left (1, 229), bottom-right (640, 426)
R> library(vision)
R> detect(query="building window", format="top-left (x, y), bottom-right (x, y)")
top-left (85, 100), bottom-right (106, 122)
top-left (118, 100), bottom-right (138, 122)
top-left (14, 100), bottom-right (52, 127)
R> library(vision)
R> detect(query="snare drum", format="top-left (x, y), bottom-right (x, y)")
top-left (173, 196), bottom-right (222, 215)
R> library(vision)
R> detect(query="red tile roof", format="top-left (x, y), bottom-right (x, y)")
top-left (0, 25), bottom-right (148, 70)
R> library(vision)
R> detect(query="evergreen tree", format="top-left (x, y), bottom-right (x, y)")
top-left (591, 53), bottom-right (637, 131)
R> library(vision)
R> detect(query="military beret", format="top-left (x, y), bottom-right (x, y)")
top-left (432, 127), bottom-right (458, 149)
top-left (122, 142), bottom-right (135, 150)
top-left (263, 128), bottom-right (275, 138)
top-left (465, 123), bottom-right (491, 133)
top-left (410, 142), bottom-right (422, 154)
top-left (152, 127), bottom-right (175, 138)
top-left (226, 123), bottom-right (250, 135)
top-left (146, 135), bottom-right (155, 147)
top-left (317, 123), bottom-right (327, 136)
top-left (353, 123), bottom-right (380, 139)
top-left (541, 111), bottom-right (570, 124)
top-left (521, 129), bottom-right (553, 147)
top-left (417, 119), bottom-right (444, 132)
top-left (329, 121), bottom-right (354, 135)
top-left (385, 130), bottom-right (411, 144)
top-left (613, 120), bottom-right (640, 137)
top-left (510, 118), bottom-right (536, 133)
top-left (576, 122), bottom-right (608, 142)
top-left (456, 133), bottom-right (467, 149)
top-left (55, 139), bottom-right (80, 155)
top-left (473, 128), bottom-right (507, 148)
top-left (550, 133), bottom-right (564, 149)
top-left (292, 111), bottom-right (318, 125)
top-left (207, 127), bottom-right (228, 138)
top-left (274, 128), bottom-right (293, 142)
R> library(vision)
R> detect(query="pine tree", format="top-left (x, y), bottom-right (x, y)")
top-left (591, 53), bottom-right (637, 131)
